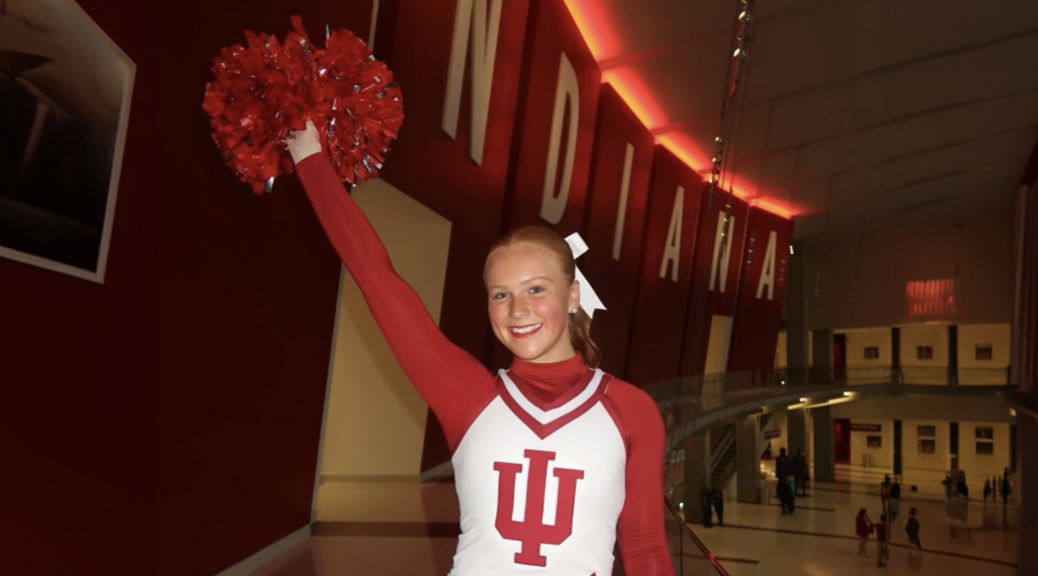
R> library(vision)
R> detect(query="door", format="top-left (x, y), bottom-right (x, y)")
top-left (834, 418), bottom-right (851, 465)
top-left (833, 333), bottom-right (847, 381)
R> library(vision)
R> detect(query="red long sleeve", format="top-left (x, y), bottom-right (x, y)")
top-left (606, 381), bottom-right (676, 576)
top-left (296, 154), bottom-right (495, 451)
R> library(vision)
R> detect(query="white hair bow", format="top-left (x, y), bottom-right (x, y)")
top-left (565, 233), bottom-right (607, 318)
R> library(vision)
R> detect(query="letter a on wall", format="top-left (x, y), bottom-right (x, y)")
top-left (659, 186), bottom-right (685, 281)
top-left (756, 230), bottom-right (777, 300)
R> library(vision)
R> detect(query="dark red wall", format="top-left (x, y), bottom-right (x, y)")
top-left (727, 207), bottom-right (794, 372)
top-left (680, 188), bottom-right (749, 375)
top-left (625, 146), bottom-right (704, 385)
top-left (1, 2), bottom-right (155, 573)
top-left (371, 0), bottom-right (532, 470)
top-left (152, 2), bottom-right (374, 575)
top-left (582, 85), bottom-right (654, 375)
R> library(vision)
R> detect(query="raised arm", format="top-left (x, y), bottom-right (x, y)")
top-left (607, 382), bottom-right (676, 576)
top-left (289, 122), bottom-right (494, 450)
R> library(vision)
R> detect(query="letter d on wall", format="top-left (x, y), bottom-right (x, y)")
top-left (540, 53), bottom-right (580, 225)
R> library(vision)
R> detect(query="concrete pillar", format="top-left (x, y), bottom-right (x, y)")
top-left (786, 239), bottom-right (810, 384)
top-left (891, 327), bottom-right (901, 384)
top-left (787, 408), bottom-right (806, 457)
top-left (812, 329), bottom-right (834, 383)
top-left (812, 406), bottom-right (836, 482)
top-left (736, 417), bottom-right (761, 504)
top-left (682, 430), bottom-right (709, 513)
top-left (1019, 412), bottom-right (1037, 574)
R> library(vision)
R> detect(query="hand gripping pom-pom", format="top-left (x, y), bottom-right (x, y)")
top-left (203, 16), bottom-right (403, 194)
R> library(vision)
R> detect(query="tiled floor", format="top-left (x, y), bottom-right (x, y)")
top-left (247, 473), bottom-right (1020, 576)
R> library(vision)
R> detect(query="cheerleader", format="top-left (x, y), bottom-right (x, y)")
top-left (288, 121), bottom-right (674, 576)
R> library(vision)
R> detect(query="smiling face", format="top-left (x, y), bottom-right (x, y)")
top-left (484, 243), bottom-right (580, 363)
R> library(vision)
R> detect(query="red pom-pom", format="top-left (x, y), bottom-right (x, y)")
top-left (203, 16), bottom-right (404, 194)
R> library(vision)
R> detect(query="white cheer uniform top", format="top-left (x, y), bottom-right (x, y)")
top-left (449, 368), bottom-right (628, 576)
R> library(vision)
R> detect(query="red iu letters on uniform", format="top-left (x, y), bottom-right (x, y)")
top-left (493, 449), bottom-right (585, 566)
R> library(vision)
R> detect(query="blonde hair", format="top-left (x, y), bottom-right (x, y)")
top-left (488, 226), bottom-right (601, 368)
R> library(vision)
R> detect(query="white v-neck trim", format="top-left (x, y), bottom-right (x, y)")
top-left (498, 368), bottom-right (605, 425)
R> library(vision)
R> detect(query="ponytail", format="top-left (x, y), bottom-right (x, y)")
top-left (569, 307), bottom-right (601, 368)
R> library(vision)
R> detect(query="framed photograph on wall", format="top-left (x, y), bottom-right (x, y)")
top-left (0, 0), bottom-right (136, 282)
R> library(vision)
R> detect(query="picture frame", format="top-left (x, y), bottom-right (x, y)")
top-left (0, 0), bottom-right (136, 283)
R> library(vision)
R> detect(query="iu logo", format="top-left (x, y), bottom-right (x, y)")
top-left (493, 449), bottom-right (585, 566)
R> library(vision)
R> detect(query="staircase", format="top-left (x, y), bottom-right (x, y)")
top-left (709, 423), bottom-right (737, 491)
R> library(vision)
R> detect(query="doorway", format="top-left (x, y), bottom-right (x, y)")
top-left (833, 333), bottom-right (847, 381)
top-left (834, 418), bottom-right (851, 465)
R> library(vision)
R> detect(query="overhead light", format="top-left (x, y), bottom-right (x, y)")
top-left (789, 245), bottom-right (795, 255)
top-left (1010, 408), bottom-right (1017, 417)
top-left (733, 48), bottom-right (742, 58)
top-left (843, 392), bottom-right (853, 397)
top-left (788, 402), bottom-right (808, 410)
top-left (800, 397), bottom-right (809, 402)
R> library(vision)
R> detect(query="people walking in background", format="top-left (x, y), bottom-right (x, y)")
top-left (711, 488), bottom-right (725, 526)
top-left (874, 514), bottom-right (889, 566)
top-left (1001, 469), bottom-right (1012, 505)
top-left (889, 477), bottom-right (901, 517)
top-left (984, 477), bottom-right (992, 502)
top-left (856, 508), bottom-right (873, 556)
top-left (778, 475), bottom-right (792, 514)
top-left (906, 507), bottom-right (922, 550)
top-left (793, 448), bottom-right (808, 496)
top-left (701, 487), bottom-right (714, 528)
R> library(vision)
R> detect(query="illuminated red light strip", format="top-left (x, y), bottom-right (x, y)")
top-left (564, 0), bottom-right (793, 219)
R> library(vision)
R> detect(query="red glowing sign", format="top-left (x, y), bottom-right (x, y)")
top-left (906, 279), bottom-right (957, 317)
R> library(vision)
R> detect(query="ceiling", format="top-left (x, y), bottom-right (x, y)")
top-left (567, 0), bottom-right (1038, 238)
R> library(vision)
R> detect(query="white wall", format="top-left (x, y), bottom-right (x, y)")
top-left (838, 327), bottom-right (891, 366)
top-left (849, 418), bottom-right (894, 470)
top-left (900, 323), bottom-right (949, 385)
top-left (902, 419), bottom-right (952, 488)
top-left (318, 178), bottom-right (452, 480)
top-left (958, 421), bottom-right (1012, 484)
top-left (958, 323), bottom-right (1011, 385)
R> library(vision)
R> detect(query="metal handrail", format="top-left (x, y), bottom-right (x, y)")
top-left (665, 498), bottom-right (729, 576)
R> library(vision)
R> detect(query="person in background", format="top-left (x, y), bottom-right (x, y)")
top-left (778, 475), bottom-right (792, 515)
top-left (786, 475), bottom-right (797, 513)
top-left (889, 476), bottom-right (901, 518)
top-left (701, 487), bottom-right (714, 528)
top-left (856, 508), bottom-right (873, 557)
top-left (880, 477), bottom-right (891, 514)
top-left (906, 507), bottom-right (922, 550)
top-left (711, 488), bottom-right (725, 526)
top-left (1001, 469), bottom-right (1012, 505)
top-left (874, 514), bottom-right (889, 567)
top-left (957, 476), bottom-right (969, 499)
top-left (775, 447), bottom-right (791, 484)
top-left (792, 448), bottom-right (808, 496)
top-left (984, 477), bottom-right (992, 502)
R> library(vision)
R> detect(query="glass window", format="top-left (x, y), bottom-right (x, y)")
top-left (918, 425), bottom-right (936, 437)
top-left (917, 346), bottom-right (933, 360)
top-left (976, 442), bottom-right (994, 455)
top-left (867, 435), bottom-right (882, 448)
top-left (864, 347), bottom-right (879, 360)
top-left (919, 439), bottom-right (936, 454)
top-left (975, 427), bottom-right (994, 440)
top-left (975, 345), bottom-right (993, 361)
